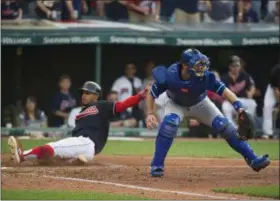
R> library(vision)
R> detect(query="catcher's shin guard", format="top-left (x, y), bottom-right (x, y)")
top-left (151, 113), bottom-right (180, 176)
top-left (212, 116), bottom-right (257, 161)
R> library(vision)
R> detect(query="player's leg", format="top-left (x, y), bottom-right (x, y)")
top-left (221, 100), bottom-right (237, 127)
top-left (8, 136), bottom-right (95, 164)
top-left (189, 97), bottom-right (270, 172)
top-left (262, 84), bottom-right (277, 138)
top-left (151, 93), bottom-right (184, 177)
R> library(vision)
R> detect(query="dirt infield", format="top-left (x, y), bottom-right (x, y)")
top-left (1, 154), bottom-right (279, 200)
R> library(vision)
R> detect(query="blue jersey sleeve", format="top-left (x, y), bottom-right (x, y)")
top-left (150, 82), bottom-right (167, 98)
top-left (150, 66), bottom-right (168, 98)
top-left (206, 72), bottom-right (226, 96)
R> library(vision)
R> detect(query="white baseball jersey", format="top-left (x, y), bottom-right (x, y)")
top-left (111, 76), bottom-right (142, 101)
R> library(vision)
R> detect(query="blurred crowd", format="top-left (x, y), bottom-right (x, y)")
top-left (1, 0), bottom-right (279, 24)
top-left (3, 54), bottom-right (280, 139)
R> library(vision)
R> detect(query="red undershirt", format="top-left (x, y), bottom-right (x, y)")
top-left (114, 94), bottom-right (141, 113)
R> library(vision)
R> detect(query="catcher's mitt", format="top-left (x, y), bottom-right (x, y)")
top-left (237, 110), bottom-right (256, 140)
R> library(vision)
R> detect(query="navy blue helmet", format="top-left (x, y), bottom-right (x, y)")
top-left (181, 48), bottom-right (210, 77)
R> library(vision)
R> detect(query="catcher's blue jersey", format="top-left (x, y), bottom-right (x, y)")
top-left (150, 63), bottom-right (226, 107)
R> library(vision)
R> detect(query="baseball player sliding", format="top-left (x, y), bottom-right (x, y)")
top-left (146, 48), bottom-right (270, 177)
top-left (8, 81), bottom-right (146, 164)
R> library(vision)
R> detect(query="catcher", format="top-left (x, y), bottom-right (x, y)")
top-left (146, 49), bottom-right (270, 177)
top-left (8, 81), bottom-right (146, 164)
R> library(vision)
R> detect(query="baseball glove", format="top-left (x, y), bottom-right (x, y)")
top-left (237, 110), bottom-right (255, 140)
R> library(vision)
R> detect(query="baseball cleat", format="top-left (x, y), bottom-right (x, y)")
top-left (8, 136), bottom-right (24, 164)
top-left (247, 154), bottom-right (270, 172)
top-left (77, 154), bottom-right (88, 164)
top-left (150, 166), bottom-right (164, 177)
top-left (66, 154), bottom-right (88, 165)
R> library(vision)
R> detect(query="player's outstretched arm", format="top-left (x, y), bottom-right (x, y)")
top-left (114, 89), bottom-right (147, 113)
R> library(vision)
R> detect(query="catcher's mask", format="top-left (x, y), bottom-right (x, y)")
top-left (191, 57), bottom-right (210, 77)
top-left (181, 49), bottom-right (210, 77)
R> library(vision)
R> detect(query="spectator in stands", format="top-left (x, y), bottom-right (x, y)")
top-left (221, 55), bottom-right (257, 127)
top-left (174, 0), bottom-right (200, 24)
top-left (251, 0), bottom-right (261, 19)
top-left (125, 0), bottom-right (160, 22)
top-left (1, 0), bottom-right (23, 20)
top-left (111, 63), bottom-right (144, 126)
top-left (35, 0), bottom-right (60, 20)
top-left (262, 56), bottom-right (280, 139)
top-left (19, 96), bottom-right (47, 128)
top-left (112, 63), bottom-right (143, 102)
top-left (96, 0), bottom-right (129, 21)
top-left (51, 75), bottom-right (77, 127)
top-left (61, 0), bottom-right (88, 21)
top-left (203, 0), bottom-right (234, 23)
top-left (264, 0), bottom-right (279, 23)
top-left (234, 0), bottom-right (259, 23)
top-left (107, 90), bottom-right (138, 128)
top-left (159, 0), bottom-right (175, 22)
top-left (86, 0), bottom-right (97, 16)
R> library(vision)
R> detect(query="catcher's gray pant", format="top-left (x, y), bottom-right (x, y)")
top-left (158, 92), bottom-right (222, 127)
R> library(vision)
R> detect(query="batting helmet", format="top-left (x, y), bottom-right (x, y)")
top-left (80, 81), bottom-right (102, 97)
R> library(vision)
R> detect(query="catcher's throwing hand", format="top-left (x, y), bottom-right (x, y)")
top-left (237, 108), bottom-right (255, 140)
top-left (146, 114), bottom-right (159, 129)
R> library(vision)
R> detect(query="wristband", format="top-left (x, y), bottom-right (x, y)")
top-left (232, 100), bottom-right (243, 111)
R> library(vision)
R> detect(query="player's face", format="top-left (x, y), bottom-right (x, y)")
top-left (59, 78), bottom-right (71, 91)
top-left (81, 91), bottom-right (98, 105)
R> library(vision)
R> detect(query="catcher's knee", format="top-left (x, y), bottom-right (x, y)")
top-left (212, 115), bottom-right (237, 139)
top-left (159, 113), bottom-right (180, 139)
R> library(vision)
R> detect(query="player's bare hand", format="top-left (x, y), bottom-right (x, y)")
top-left (146, 114), bottom-right (158, 129)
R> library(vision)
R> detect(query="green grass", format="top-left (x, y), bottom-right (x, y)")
top-left (213, 185), bottom-right (280, 199)
top-left (1, 189), bottom-right (149, 200)
top-left (1, 139), bottom-right (279, 159)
